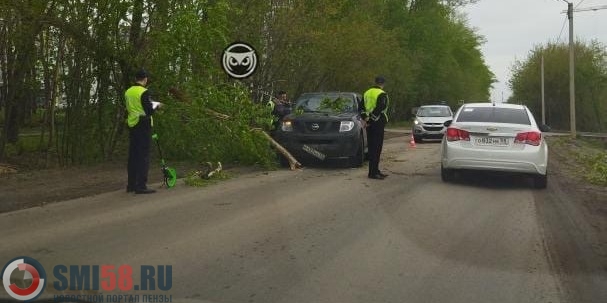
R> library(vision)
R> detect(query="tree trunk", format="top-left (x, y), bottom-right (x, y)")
top-left (255, 129), bottom-right (302, 170)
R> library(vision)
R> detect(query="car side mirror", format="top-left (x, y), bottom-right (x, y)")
top-left (444, 120), bottom-right (452, 127)
top-left (539, 124), bottom-right (551, 132)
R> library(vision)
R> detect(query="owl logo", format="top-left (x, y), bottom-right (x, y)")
top-left (222, 42), bottom-right (258, 79)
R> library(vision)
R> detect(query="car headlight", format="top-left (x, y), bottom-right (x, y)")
top-left (281, 120), bottom-right (293, 132)
top-left (339, 121), bottom-right (355, 132)
top-left (414, 119), bottom-right (419, 125)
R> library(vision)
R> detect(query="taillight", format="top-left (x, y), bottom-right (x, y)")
top-left (446, 127), bottom-right (470, 141)
top-left (515, 131), bottom-right (541, 146)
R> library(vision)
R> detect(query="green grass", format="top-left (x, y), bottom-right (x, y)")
top-left (184, 170), bottom-right (231, 187)
top-left (4, 133), bottom-right (49, 157)
top-left (577, 137), bottom-right (607, 185)
top-left (552, 136), bottom-right (607, 186)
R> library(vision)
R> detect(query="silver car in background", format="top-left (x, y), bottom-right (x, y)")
top-left (440, 102), bottom-right (550, 189)
top-left (412, 105), bottom-right (453, 143)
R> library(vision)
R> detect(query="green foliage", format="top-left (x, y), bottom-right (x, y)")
top-left (553, 137), bottom-right (607, 186)
top-left (156, 83), bottom-right (277, 168)
top-left (231, 0), bottom-right (493, 121)
top-left (510, 41), bottom-right (607, 132)
top-left (317, 97), bottom-right (351, 113)
top-left (184, 170), bottom-right (231, 187)
top-left (586, 153), bottom-right (607, 185)
top-left (1, 0), bottom-right (493, 169)
top-left (572, 138), bottom-right (607, 186)
top-left (2, 134), bottom-right (46, 159)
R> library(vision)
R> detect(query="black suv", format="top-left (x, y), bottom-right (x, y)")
top-left (272, 92), bottom-right (367, 167)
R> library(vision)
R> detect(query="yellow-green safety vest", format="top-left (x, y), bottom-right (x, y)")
top-left (363, 87), bottom-right (389, 122)
top-left (124, 85), bottom-right (151, 127)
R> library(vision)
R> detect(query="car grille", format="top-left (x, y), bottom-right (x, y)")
top-left (295, 121), bottom-right (340, 133)
top-left (298, 138), bottom-right (334, 144)
top-left (422, 123), bottom-right (444, 132)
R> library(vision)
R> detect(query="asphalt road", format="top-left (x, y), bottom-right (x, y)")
top-left (1, 136), bottom-right (605, 303)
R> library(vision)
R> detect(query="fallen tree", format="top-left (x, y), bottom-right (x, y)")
top-left (167, 87), bottom-right (302, 170)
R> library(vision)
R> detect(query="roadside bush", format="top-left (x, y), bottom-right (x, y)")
top-left (571, 138), bottom-right (607, 186)
top-left (549, 137), bottom-right (607, 186)
top-left (587, 153), bottom-right (607, 185)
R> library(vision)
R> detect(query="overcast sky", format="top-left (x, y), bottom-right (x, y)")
top-left (461, 0), bottom-right (607, 102)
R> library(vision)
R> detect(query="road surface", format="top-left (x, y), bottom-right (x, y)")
top-left (1, 135), bottom-right (605, 303)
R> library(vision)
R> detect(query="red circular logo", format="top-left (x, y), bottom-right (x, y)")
top-left (2, 257), bottom-right (47, 302)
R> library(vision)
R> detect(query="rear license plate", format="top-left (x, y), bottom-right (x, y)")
top-left (303, 144), bottom-right (326, 160)
top-left (475, 137), bottom-right (509, 146)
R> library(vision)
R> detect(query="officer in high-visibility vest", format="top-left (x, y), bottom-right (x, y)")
top-left (125, 69), bottom-right (158, 194)
top-left (363, 76), bottom-right (389, 180)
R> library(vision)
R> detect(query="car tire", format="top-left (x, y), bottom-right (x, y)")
top-left (414, 136), bottom-right (422, 143)
top-left (349, 135), bottom-right (365, 168)
top-left (533, 173), bottom-right (547, 189)
top-left (441, 165), bottom-right (455, 182)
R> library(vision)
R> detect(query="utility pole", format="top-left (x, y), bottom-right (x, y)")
top-left (558, 2), bottom-right (607, 138)
top-left (565, 1), bottom-right (576, 138)
top-left (541, 54), bottom-right (545, 125)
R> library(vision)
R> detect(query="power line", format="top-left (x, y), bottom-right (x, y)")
top-left (556, 15), bottom-right (568, 43)
top-left (575, 0), bottom-right (587, 9)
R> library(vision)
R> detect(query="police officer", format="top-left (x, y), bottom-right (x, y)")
top-left (363, 76), bottom-right (389, 180)
top-left (125, 69), bottom-right (158, 194)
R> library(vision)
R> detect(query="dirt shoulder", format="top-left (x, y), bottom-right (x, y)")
top-left (0, 131), bottom-right (407, 213)
top-left (535, 136), bottom-right (607, 302)
top-left (545, 136), bottom-right (607, 235)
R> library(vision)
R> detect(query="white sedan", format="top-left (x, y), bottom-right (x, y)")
top-left (440, 102), bottom-right (550, 189)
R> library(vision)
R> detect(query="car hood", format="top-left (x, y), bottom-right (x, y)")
top-left (285, 112), bottom-right (355, 121)
top-left (415, 116), bottom-right (452, 124)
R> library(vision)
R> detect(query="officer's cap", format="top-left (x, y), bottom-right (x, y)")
top-left (135, 68), bottom-right (148, 80)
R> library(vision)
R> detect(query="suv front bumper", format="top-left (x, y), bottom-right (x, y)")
top-left (273, 132), bottom-right (361, 161)
top-left (413, 124), bottom-right (447, 139)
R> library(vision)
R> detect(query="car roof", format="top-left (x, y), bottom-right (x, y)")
top-left (419, 105), bottom-right (450, 108)
top-left (460, 102), bottom-right (526, 109)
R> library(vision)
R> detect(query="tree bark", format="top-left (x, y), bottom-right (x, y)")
top-left (254, 129), bottom-right (302, 170)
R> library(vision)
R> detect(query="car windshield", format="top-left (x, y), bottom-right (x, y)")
top-left (294, 93), bottom-right (356, 113)
top-left (456, 107), bottom-right (531, 125)
top-left (417, 107), bottom-right (451, 117)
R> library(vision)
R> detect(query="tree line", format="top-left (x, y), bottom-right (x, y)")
top-left (0, 0), bottom-right (492, 167)
top-left (509, 40), bottom-right (607, 132)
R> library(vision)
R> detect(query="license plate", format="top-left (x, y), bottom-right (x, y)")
top-left (302, 144), bottom-right (326, 160)
top-left (475, 137), bottom-right (509, 146)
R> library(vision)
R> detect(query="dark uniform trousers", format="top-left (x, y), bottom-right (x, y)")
top-left (367, 116), bottom-right (386, 176)
top-left (127, 117), bottom-right (152, 191)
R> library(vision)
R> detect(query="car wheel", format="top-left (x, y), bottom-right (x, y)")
top-left (414, 136), bottom-right (422, 143)
top-left (441, 165), bottom-right (455, 182)
top-left (349, 135), bottom-right (365, 168)
top-left (533, 173), bottom-right (547, 189)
